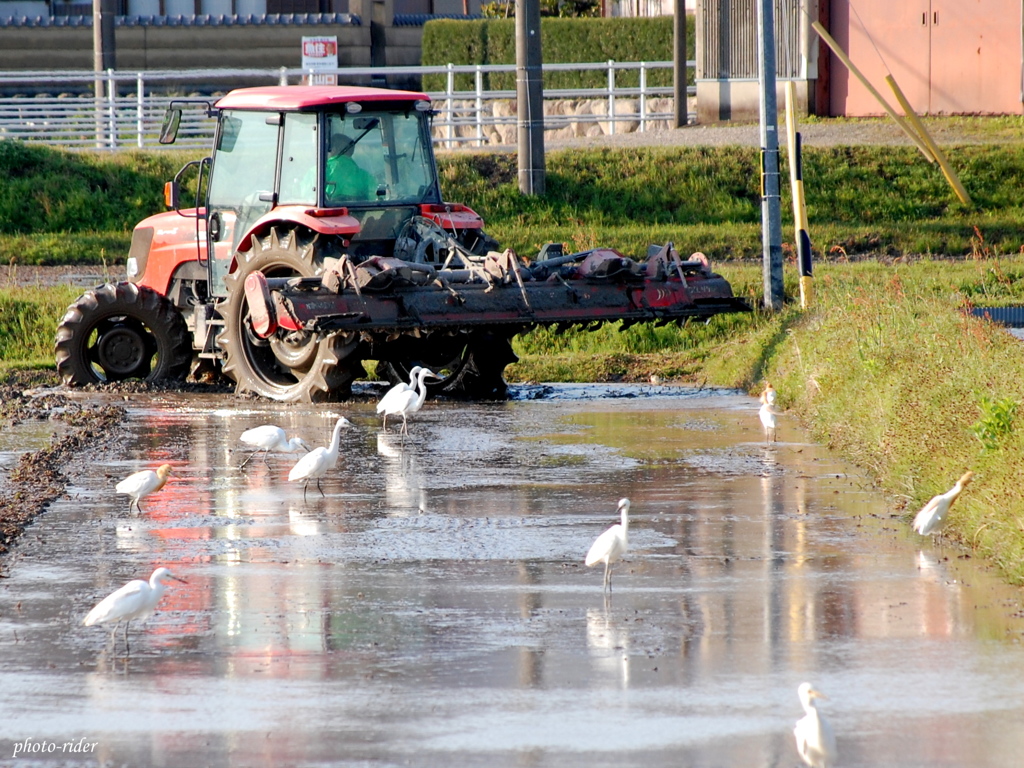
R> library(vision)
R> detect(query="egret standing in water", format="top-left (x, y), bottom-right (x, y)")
top-left (288, 417), bottom-right (353, 500)
top-left (793, 682), bottom-right (837, 768)
top-left (912, 471), bottom-right (974, 536)
top-left (377, 367), bottom-right (440, 434)
top-left (83, 567), bottom-right (186, 654)
top-left (376, 366), bottom-right (421, 429)
top-left (585, 498), bottom-right (630, 592)
top-left (238, 425), bottom-right (310, 468)
top-left (115, 464), bottom-right (172, 514)
top-left (759, 383), bottom-right (781, 444)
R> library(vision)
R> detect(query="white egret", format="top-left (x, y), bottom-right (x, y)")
top-left (83, 567), bottom-right (186, 654)
top-left (759, 383), bottom-right (781, 444)
top-left (376, 366), bottom-right (422, 430)
top-left (377, 367), bottom-right (440, 434)
top-left (912, 471), bottom-right (974, 536)
top-left (288, 417), bottom-right (353, 500)
top-left (238, 425), bottom-right (310, 468)
top-left (115, 464), bottom-right (172, 514)
top-left (585, 498), bottom-right (630, 592)
top-left (793, 682), bottom-right (838, 768)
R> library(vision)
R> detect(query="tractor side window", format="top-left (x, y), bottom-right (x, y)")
top-left (279, 113), bottom-right (317, 206)
top-left (207, 110), bottom-right (279, 295)
top-left (387, 112), bottom-right (436, 201)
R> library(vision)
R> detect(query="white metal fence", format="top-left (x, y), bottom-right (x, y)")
top-left (0, 60), bottom-right (694, 151)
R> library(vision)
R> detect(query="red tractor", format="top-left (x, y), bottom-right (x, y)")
top-left (56, 85), bottom-right (748, 402)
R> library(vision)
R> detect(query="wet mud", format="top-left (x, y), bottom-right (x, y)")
top-left (1, 384), bottom-right (1024, 767)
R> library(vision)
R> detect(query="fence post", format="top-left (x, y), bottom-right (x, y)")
top-left (136, 73), bottom-right (145, 148)
top-left (279, 67), bottom-right (288, 86)
top-left (446, 63), bottom-right (455, 148)
top-left (475, 65), bottom-right (484, 147)
top-left (607, 59), bottom-right (615, 136)
top-left (106, 69), bottom-right (116, 149)
top-left (639, 62), bottom-right (647, 133)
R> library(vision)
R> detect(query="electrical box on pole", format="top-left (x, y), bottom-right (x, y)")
top-left (515, 0), bottom-right (545, 196)
top-left (756, 0), bottom-right (784, 311)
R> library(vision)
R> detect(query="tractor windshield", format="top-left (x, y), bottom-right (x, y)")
top-left (323, 109), bottom-right (438, 207)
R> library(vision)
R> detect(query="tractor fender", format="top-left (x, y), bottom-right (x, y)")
top-left (235, 205), bottom-right (362, 254)
top-left (419, 203), bottom-right (485, 231)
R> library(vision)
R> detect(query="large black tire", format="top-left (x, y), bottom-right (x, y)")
top-left (379, 330), bottom-right (518, 400)
top-left (55, 282), bottom-right (191, 386)
top-left (217, 227), bottom-right (362, 403)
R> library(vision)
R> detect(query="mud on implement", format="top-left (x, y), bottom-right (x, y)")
top-left (56, 85), bottom-right (749, 402)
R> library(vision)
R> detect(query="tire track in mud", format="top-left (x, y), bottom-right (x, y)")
top-left (0, 382), bottom-right (126, 563)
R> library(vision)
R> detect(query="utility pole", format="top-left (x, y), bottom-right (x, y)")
top-left (672, 0), bottom-right (687, 128)
top-left (515, 0), bottom-right (545, 195)
top-left (756, 0), bottom-right (784, 310)
top-left (92, 0), bottom-right (116, 147)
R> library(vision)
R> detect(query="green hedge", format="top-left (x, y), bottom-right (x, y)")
top-left (421, 16), bottom-right (695, 92)
top-left (0, 141), bottom-right (198, 235)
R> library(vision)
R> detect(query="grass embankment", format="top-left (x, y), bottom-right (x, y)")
top-left (5, 123), bottom-right (1024, 263)
top-left (764, 258), bottom-right (1024, 584)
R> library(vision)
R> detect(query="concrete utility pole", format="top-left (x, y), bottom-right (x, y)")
top-left (515, 0), bottom-right (545, 195)
top-left (673, 0), bottom-right (687, 128)
top-left (92, 0), bottom-right (116, 146)
top-left (756, 0), bottom-right (784, 310)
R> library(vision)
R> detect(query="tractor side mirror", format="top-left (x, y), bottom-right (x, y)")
top-left (159, 108), bottom-right (182, 145)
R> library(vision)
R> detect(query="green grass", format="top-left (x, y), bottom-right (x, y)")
top-left (6, 134), bottom-right (1024, 264)
top-left (763, 257), bottom-right (1024, 583)
top-left (0, 285), bottom-right (83, 369)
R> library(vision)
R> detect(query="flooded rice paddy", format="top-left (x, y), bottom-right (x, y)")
top-left (1, 384), bottom-right (1024, 767)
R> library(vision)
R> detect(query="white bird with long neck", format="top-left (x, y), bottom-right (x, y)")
top-left (376, 366), bottom-right (422, 430)
top-left (793, 682), bottom-right (837, 768)
top-left (377, 367), bottom-right (439, 434)
top-left (288, 417), bottom-right (353, 500)
top-left (83, 567), bottom-right (187, 654)
top-left (238, 425), bottom-right (310, 468)
top-left (913, 471), bottom-right (974, 536)
top-left (585, 498), bottom-right (631, 592)
top-left (759, 382), bottom-right (781, 444)
top-left (115, 464), bottom-right (172, 514)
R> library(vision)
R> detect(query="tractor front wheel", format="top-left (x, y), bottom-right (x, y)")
top-left (55, 282), bottom-right (191, 386)
top-left (218, 227), bottom-right (362, 402)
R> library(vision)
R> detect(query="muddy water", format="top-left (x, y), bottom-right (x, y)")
top-left (1, 385), bottom-right (1024, 767)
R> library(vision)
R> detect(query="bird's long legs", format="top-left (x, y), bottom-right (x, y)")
top-left (239, 449), bottom-right (260, 469)
top-left (302, 479), bottom-right (326, 502)
top-left (603, 562), bottom-right (612, 592)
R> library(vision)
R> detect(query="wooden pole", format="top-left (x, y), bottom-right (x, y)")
top-left (811, 21), bottom-right (936, 163)
top-left (885, 75), bottom-right (972, 206)
top-left (673, 0), bottom-right (687, 128)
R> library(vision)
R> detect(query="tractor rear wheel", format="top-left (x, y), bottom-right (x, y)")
top-left (218, 227), bottom-right (362, 402)
top-left (55, 282), bottom-right (191, 386)
top-left (379, 330), bottom-right (517, 400)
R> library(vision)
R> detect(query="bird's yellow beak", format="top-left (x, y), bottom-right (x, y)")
top-left (959, 471), bottom-right (974, 486)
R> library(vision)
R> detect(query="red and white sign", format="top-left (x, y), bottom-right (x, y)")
top-left (301, 36), bottom-right (338, 86)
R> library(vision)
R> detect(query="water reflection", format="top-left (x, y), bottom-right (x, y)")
top-left (1, 393), bottom-right (1024, 767)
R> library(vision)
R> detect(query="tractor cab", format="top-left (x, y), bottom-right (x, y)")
top-left (161, 86), bottom-right (466, 297)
